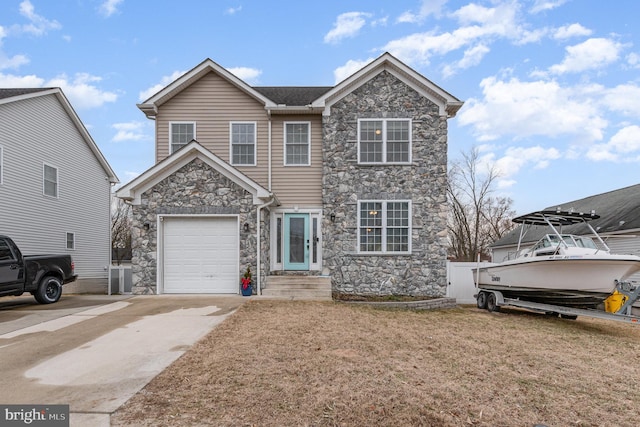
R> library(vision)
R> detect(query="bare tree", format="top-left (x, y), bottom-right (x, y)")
top-left (447, 147), bottom-right (516, 261)
top-left (111, 196), bottom-right (132, 265)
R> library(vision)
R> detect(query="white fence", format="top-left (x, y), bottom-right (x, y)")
top-left (109, 265), bottom-right (132, 294)
top-left (446, 261), bottom-right (492, 304)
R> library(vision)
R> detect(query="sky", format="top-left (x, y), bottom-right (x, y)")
top-left (1, 0), bottom-right (639, 215)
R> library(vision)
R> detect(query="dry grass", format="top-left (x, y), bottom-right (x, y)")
top-left (111, 301), bottom-right (640, 426)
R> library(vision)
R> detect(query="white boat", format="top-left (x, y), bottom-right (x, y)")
top-left (473, 209), bottom-right (640, 308)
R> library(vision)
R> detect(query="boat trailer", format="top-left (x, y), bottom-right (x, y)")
top-left (475, 280), bottom-right (640, 325)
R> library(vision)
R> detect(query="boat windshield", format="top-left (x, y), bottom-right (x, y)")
top-left (558, 234), bottom-right (598, 249)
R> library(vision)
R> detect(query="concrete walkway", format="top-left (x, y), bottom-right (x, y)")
top-left (0, 294), bottom-right (246, 426)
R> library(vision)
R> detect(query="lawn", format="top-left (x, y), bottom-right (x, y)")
top-left (111, 300), bottom-right (640, 426)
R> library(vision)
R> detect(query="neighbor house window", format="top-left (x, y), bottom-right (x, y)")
top-left (170, 122), bottom-right (196, 153)
top-left (230, 122), bottom-right (256, 165)
top-left (66, 232), bottom-right (75, 250)
top-left (358, 119), bottom-right (411, 164)
top-left (284, 122), bottom-right (310, 166)
top-left (43, 163), bottom-right (58, 197)
top-left (358, 201), bottom-right (411, 253)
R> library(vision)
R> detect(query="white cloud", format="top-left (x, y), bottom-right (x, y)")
top-left (601, 83), bottom-right (640, 118)
top-left (530, 0), bottom-right (568, 14)
top-left (553, 23), bottom-right (592, 40)
top-left (225, 6), bottom-right (242, 15)
top-left (46, 73), bottom-right (118, 109)
top-left (112, 121), bottom-right (150, 142)
top-left (587, 125), bottom-right (640, 162)
top-left (0, 53), bottom-right (29, 70)
top-left (227, 67), bottom-right (262, 84)
top-left (99, 0), bottom-right (124, 18)
top-left (549, 38), bottom-right (624, 74)
top-left (494, 146), bottom-right (562, 179)
top-left (458, 76), bottom-right (607, 142)
top-left (627, 52), bottom-right (640, 68)
top-left (139, 70), bottom-right (185, 101)
top-left (333, 57), bottom-right (374, 84)
top-left (384, 1), bottom-right (532, 68)
top-left (324, 12), bottom-right (371, 44)
top-left (0, 72), bottom-right (43, 86)
top-left (18, 0), bottom-right (61, 35)
top-left (397, 0), bottom-right (448, 23)
top-left (442, 43), bottom-right (489, 77)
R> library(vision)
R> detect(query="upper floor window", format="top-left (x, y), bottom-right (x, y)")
top-left (0, 145), bottom-right (3, 185)
top-left (358, 119), bottom-right (411, 164)
top-left (284, 122), bottom-right (310, 166)
top-left (230, 122), bottom-right (256, 166)
top-left (43, 163), bottom-right (58, 198)
top-left (170, 122), bottom-right (196, 154)
top-left (358, 200), bottom-right (411, 254)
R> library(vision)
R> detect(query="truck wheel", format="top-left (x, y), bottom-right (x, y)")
top-left (34, 276), bottom-right (63, 304)
top-left (476, 291), bottom-right (488, 309)
top-left (486, 292), bottom-right (500, 312)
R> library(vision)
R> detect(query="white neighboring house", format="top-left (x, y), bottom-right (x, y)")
top-left (0, 88), bottom-right (119, 292)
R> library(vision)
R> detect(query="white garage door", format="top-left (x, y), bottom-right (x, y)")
top-left (163, 217), bottom-right (239, 293)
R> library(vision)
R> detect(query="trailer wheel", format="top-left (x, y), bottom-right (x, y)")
top-left (34, 276), bottom-right (63, 304)
top-left (476, 291), bottom-right (488, 309)
top-left (486, 292), bottom-right (500, 312)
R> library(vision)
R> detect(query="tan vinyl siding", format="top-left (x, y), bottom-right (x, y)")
top-left (156, 72), bottom-right (269, 188)
top-left (0, 94), bottom-right (111, 278)
top-left (154, 71), bottom-right (322, 207)
top-left (270, 115), bottom-right (322, 207)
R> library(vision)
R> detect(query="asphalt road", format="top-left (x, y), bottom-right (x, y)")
top-left (0, 294), bottom-right (246, 426)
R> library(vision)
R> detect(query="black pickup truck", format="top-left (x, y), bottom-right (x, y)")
top-left (0, 235), bottom-right (77, 304)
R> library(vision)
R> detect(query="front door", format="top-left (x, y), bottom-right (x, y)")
top-left (284, 213), bottom-right (309, 270)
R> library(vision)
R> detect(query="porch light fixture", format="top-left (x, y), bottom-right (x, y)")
top-left (330, 213), bottom-right (336, 222)
top-left (244, 222), bottom-right (250, 232)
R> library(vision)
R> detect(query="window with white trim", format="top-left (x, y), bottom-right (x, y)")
top-left (43, 163), bottom-right (58, 197)
top-left (66, 232), bottom-right (75, 250)
top-left (358, 201), bottom-right (411, 253)
top-left (284, 122), bottom-right (310, 166)
top-left (170, 122), bottom-right (195, 153)
top-left (230, 122), bottom-right (256, 165)
top-left (358, 119), bottom-right (411, 164)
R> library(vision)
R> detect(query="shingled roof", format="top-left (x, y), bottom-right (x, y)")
top-left (253, 86), bottom-right (332, 106)
top-left (492, 183), bottom-right (640, 247)
top-left (0, 88), bottom-right (53, 100)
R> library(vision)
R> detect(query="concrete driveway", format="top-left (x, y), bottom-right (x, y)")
top-left (0, 294), bottom-right (246, 426)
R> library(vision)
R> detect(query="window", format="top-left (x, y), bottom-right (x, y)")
top-left (0, 238), bottom-right (15, 262)
top-left (43, 163), bottom-right (58, 197)
top-left (66, 232), bottom-right (75, 250)
top-left (284, 122), bottom-right (310, 166)
top-left (358, 119), bottom-right (411, 164)
top-left (170, 122), bottom-right (195, 153)
top-left (0, 145), bottom-right (3, 185)
top-left (359, 201), bottom-right (410, 253)
top-left (230, 122), bottom-right (256, 165)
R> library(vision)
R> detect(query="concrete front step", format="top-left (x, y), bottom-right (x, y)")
top-left (262, 276), bottom-right (332, 300)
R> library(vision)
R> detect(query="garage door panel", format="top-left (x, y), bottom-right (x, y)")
top-left (163, 217), bottom-right (239, 294)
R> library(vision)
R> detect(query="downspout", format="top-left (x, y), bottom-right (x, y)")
top-left (256, 197), bottom-right (277, 295)
top-left (268, 111), bottom-right (272, 191)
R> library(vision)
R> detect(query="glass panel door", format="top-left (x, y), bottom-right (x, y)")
top-left (284, 213), bottom-right (309, 270)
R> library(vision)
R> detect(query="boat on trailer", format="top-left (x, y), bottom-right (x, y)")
top-left (473, 209), bottom-right (640, 309)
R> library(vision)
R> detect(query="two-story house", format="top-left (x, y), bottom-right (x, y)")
top-left (116, 53), bottom-right (462, 297)
top-left (0, 88), bottom-right (119, 292)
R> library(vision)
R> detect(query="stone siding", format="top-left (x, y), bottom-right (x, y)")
top-left (322, 70), bottom-right (449, 297)
top-left (130, 158), bottom-right (265, 294)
